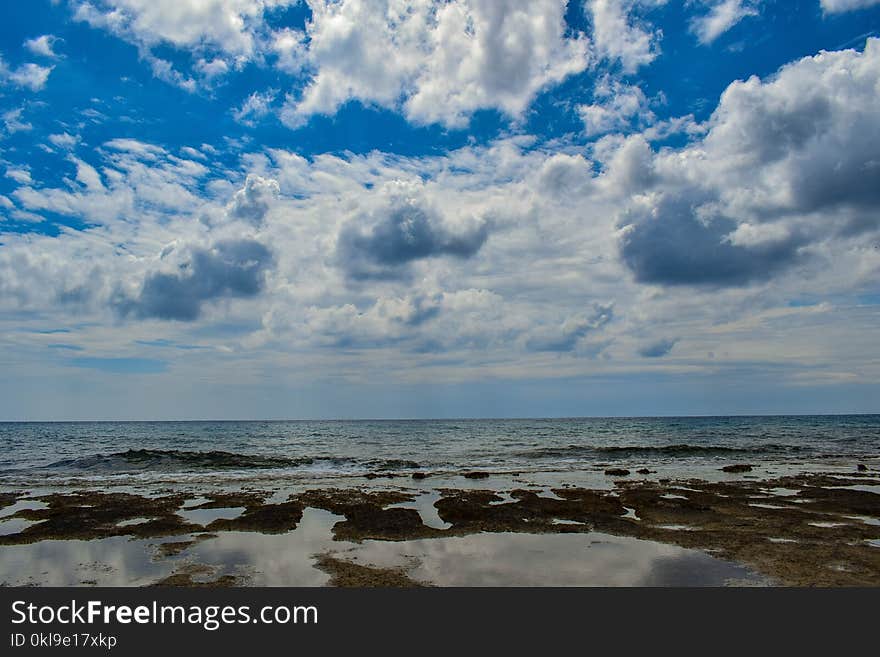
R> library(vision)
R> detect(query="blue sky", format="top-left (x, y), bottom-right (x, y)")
top-left (1, 0), bottom-right (879, 420)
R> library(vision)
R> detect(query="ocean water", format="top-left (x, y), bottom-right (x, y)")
top-left (0, 416), bottom-right (877, 490)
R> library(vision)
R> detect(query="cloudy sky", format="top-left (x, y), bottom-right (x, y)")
top-left (1, 0), bottom-right (879, 420)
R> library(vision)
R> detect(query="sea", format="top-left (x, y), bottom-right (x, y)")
top-left (1, 415), bottom-right (878, 491)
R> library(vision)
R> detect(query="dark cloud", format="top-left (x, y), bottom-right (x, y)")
top-left (114, 239), bottom-right (273, 321)
top-left (336, 198), bottom-right (490, 280)
top-left (526, 304), bottom-right (614, 352)
top-left (620, 196), bottom-right (806, 287)
top-left (638, 338), bottom-right (678, 358)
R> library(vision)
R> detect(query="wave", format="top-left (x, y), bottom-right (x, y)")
top-left (44, 449), bottom-right (324, 472)
top-left (37, 449), bottom-right (425, 474)
top-left (517, 443), bottom-right (809, 459)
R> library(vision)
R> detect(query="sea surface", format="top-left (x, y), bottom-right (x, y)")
top-left (1, 415), bottom-right (878, 490)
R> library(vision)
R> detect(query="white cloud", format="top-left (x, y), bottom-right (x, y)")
top-left (2, 41), bottom-right (880, 396)
top-left (73, 0), bottom-right (292, 58)
top-left (233, 89), bottom-right (277, 126)
top-left (280, 0), bottom-right (590, 129)
top-left (820, 0), bottom-right (880, 13)
top-left (271, 27), bottom-right (307, 74)
top-left (0, 58), bottom-right (53, 91)
top-left (72, 0), bottom-right (296, 87)
top-left (24, 34), bottom-right (61, 58)
top-left (585, 0), bottom-right (663, 73)
top-left (577, 76), bottom-right (654, 136)
top-left (690, 0), bottom-right (760, 45)
top-left (2, 108), bottom-right (33, 134)
top-left (5, 167), bottom-right (33, 185)
top-left (49, 133), bottom-right (80, 149)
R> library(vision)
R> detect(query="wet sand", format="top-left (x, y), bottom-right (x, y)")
top-left (0, 466), bottom-right (878, 586)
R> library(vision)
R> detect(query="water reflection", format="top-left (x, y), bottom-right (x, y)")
top-left (332, 531), bottom-right (765, 586)
top-left (0, 507), bottom-right (766, 586)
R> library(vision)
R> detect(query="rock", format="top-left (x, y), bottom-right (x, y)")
top-left (857, 464), bottom-right (868, 472)
top-left (604, 468), bottom-right (631, 477)
top-left (463, 471), bottom-right (490, 479)
top-left (637, 468), bottom-right (652, 475)
top-left (411, 472), bottom-right (430, 480)
top-left (721, 464), bottom-right (753, 473)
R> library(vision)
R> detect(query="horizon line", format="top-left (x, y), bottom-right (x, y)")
top-left (1, 412), bottom-right (879, 423)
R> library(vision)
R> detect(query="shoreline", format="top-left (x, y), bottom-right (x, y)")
top-left (1, 466), bottom-right (878, 587)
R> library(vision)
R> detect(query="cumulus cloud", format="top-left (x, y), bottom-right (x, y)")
top-left (820, 0), bottom-right (880, 13)
top-left (226, 174), bottom-right (280, 225)
top-left (690, 1), bottom-right (760, 45)
top-left (616, 39), bottom-right (880, 286)
top-left (113, 239), bottom-right (274, 321)
top-left (72, 0), bottom-right (291, 58)
top-left (74, 0), bottom-right (590, 125)
top-left (619, 195), bottom-right (808, 286)
top-left (281, 0), bottom-right (590, 129)
top-left (336, 182), bottom-right (491, 280)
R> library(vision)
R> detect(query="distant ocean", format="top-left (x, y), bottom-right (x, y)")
top-left (0, 415), bottom-right (880, 486)
top-left (1, 416), bottom-right (878, 489)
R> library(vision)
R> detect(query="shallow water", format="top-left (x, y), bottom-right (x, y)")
top-left (0, 504), bottom-right (769, 587)
top-left (329, 531), bottom-right (767, 587)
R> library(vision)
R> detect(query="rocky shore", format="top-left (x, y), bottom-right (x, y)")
top-left (1, 467), bottom-right (878, 586)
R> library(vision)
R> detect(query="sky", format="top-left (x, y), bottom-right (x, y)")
top-left (1, 0), bottom-right (879, 420)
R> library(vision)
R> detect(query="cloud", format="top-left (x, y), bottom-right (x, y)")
top-left (336, 182), bottom-right (491, 280)
top-left (690, 1), bottom-right (760, 45)
top-left (48, 133), bottom-right (79, 149)
top-left (24, 34), bottom-right (61, 58)
top-left (113, 239), bottom-right (274, 321)
top-left (226, 174), bottom-right (280, 225)
top-left (5, 167), bottom-right (33, 185)
top-left (638, 337), bottom-right (678, 357)
top-left (820, 0), bottom-right (880, 13)
top-left (526, 304), bottom-right (614, 352)
top-left (619, 194), bottom-right (807, 286)
top-left (616, 38), bottom-right (880, 286)
top-left (72, 0), bottom-right (290, 58)
top-left (577, 75), bottom-right (654, 136)
top-left (2, 108), bottom-right (33, 134)
top-left (0, 58), bottom-right (53, 91)
top-left (281, 0), bottom-right (590, 129)
top-left (271, 27), bottom-right (306, 74)
top-left (232, 89), bottom-right (277, 126)
top-left (585, 0), bottom-right (662, 73)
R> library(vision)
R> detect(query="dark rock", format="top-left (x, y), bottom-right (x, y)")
top-left (857, 464), bottom-right (868, 472)
top-left (605, 468), bottom-right (631, 477)
top-left (463, 471), bottom-right (490, 479)
top-left (412, 472), bottom-right (430, 480)
top-left (637, 468), bottom-right (652, 475)
top-left (721, 464), bottom-right (753, 473)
